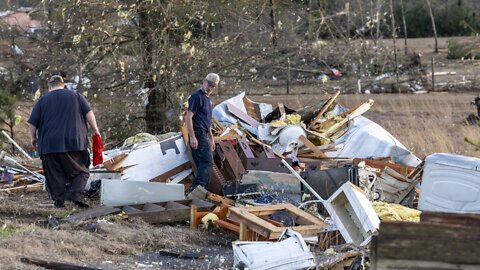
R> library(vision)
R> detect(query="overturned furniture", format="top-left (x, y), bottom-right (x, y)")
top-left (227, 203), bottom-right (325, 241)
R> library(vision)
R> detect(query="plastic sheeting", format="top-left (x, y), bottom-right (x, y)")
top-left (327, 115), bottom-right (421, 167)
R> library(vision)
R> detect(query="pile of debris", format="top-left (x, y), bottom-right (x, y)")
top-left (4, 91), bottom-right (480, 269)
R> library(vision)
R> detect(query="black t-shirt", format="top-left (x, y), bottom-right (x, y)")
top-left (188, 89), bottom-right (212, 131)
top-left (28, 89), bottom-right (91, 155)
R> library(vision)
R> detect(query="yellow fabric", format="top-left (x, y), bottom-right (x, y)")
top-left (123, 133), bottom-right (157, 147)
top-left (271, 120), bottom-right (287, 127)
top-left (201, 213), bottom-right (219, 229)
top-left (373, 201), bottom-right (421, 222)
top-left (286, 114), bottom-right (302, 125)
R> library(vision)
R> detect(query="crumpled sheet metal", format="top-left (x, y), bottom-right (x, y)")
top-left (328, 116), bottom-right (421, 167)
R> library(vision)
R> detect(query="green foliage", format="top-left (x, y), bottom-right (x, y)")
top-left (0, 87), bottom-right (17, 130)
top-left (447, 38), bottom-right (480, 59)
top-left (465, 136), bottom-right (480, 151)
top-left (0, 224), bottom-right (19, 237)
top-left (400, 1), bottom-right (479, 38)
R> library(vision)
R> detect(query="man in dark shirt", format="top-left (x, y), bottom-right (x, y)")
top-left (185, 73), bottom-right (220, 193)
top-left (28, 75), bottom-right (100, 208)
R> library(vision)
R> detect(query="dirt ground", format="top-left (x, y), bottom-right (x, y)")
top-left (0, 190), bottom-right (236, 269)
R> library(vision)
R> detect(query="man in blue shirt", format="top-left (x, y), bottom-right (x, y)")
top-left (28, 75), bottom-right (100, 208)
top-left (185, 73), bottom-right (220, 193)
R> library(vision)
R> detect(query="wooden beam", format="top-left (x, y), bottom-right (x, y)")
top-left (319, 99), bottom-right (373, 138)
top-left (372, 221), bottom-right (480, 266)
top-left (149, 162), bottom-right (190, 182)
top-left (308, 91), bottom-right (340, 128)
top-left (298, 135), bottom-right (328, 158)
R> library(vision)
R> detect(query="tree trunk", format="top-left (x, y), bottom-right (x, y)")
top-left (140, 2), bottom-right (181, 134)
top-left (400, 0), bottom-right (408, 55)
top-left (307, 0), bottom-right (313, 40)
top-left (390, 0), bottom-right (399, 87)
top-left (269, 0), bottom-right (277, 47)
top-left (426, 0), bottom-right (438, 53)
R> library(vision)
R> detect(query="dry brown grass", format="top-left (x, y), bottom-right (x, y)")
top-left (0, 191), bottom-right (235, 269)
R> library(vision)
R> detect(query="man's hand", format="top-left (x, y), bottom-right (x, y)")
top-left (92, 128), bottom-right (101, 137)
top-left (190, 136), bottom-right (198, 149)
top-left (211, 140), bottom-right (216, 151)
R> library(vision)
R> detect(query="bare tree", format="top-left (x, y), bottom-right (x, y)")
top-left (400, 0), bottom-right (408, 55)
top-left (269, 0), bottom-right (277, 47)
top-left (426, 0), bottom-right (439, 53)
top-left (389, 0), bottom-right (399, 85)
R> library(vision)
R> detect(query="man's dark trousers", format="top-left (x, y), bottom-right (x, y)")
top-left (190, 128), bottom-right (213, 189)
top-left (41, 150), bottom-right (90, 203)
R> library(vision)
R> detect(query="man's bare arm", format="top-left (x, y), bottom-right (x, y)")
top-left (185, 111), bottom-right (198, 149)
top-left (86, 111), bottom-right (100, 135)
top-left (29, 124), bottom-right (37, 148)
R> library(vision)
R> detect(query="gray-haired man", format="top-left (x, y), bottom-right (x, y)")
top-left (185, 73), bottom-right (220, 192)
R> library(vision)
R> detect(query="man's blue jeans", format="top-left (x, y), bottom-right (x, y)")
top-left (190, 128), bottom-right (213, 190)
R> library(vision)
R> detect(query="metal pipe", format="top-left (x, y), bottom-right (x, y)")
top-left (281, 159), bottom-right (325, 202)
top-left (2, 131), bottom-right (32, 160)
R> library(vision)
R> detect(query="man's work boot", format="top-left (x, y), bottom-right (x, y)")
top-left (54, 200), bottom-right (65, 208)
top-left (73, 200), bottom-right (89, 208)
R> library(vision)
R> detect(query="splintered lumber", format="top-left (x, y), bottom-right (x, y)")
top-left (0, 183), bottom-right (44, 193)
top-left (181, 123), bottom-right (197, 175)
top-left (298, 135), bottom-right (328, 158)
top-left (319, 99), bottom-right (374, 138)
top-left (308, 90), bottom-right (340, 128)
top-left (212, 117), bottom-right (226, 132)
top-left (371, 220), bottom-right (480, 269)
top-left (20, 257), bottom-right (100, 270)
top-left (248, 135), bottom-right (285, 159)
top-left (226, 101), bottom-right (260, 128)
top-left (149, 162), bottom-right (190, 182)
top-left (103, 153), bottom-right (128, 171)
top-left (394, 161), bottom-right (424, 204)
top-left (227, 203), bottom-right (325, 240)
top-left (278, 102), bottom-right (286, 122)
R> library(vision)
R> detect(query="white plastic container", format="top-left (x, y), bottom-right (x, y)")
top-left (418, 153), bottom-right (480, 213)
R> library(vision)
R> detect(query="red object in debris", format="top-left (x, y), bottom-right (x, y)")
top-left (92, 134), bottom-right (104, 166)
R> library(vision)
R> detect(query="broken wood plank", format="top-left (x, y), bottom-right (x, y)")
top-left (420, 211), bottom-right (480, 227)
top-left (226, 101), bottom-right (260, 128)
top-left (278, 102), bottom-right (286, 122)
top-left (248, 136), bottom-right (285, 159)
top-left (298, 135), bottom-right (328, 158)
top-left (149, 162), bottom-right (190, 182)
top-left (181, 122), bottom-right (197, 176)
top-left (319, 99), bottom-right (374, 138)
top-left (103, 153), bottom-right (128, 171)
top-left (227, 203), bottom-right (325, 240)
top-left (62, 206), bottom-right (122, 222)
top-left (207, 192), bottom-right (235, 206)
top-left (218, 141), bottom-right (245, 180)
top-left (372, 221), bottom-right (480, 267)
top-left (308, 90), bottom-right (340, 128)
top-left (0, 183), bottom-right (43, 193)
top-left (20, 257), bottom-right (100, 270)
